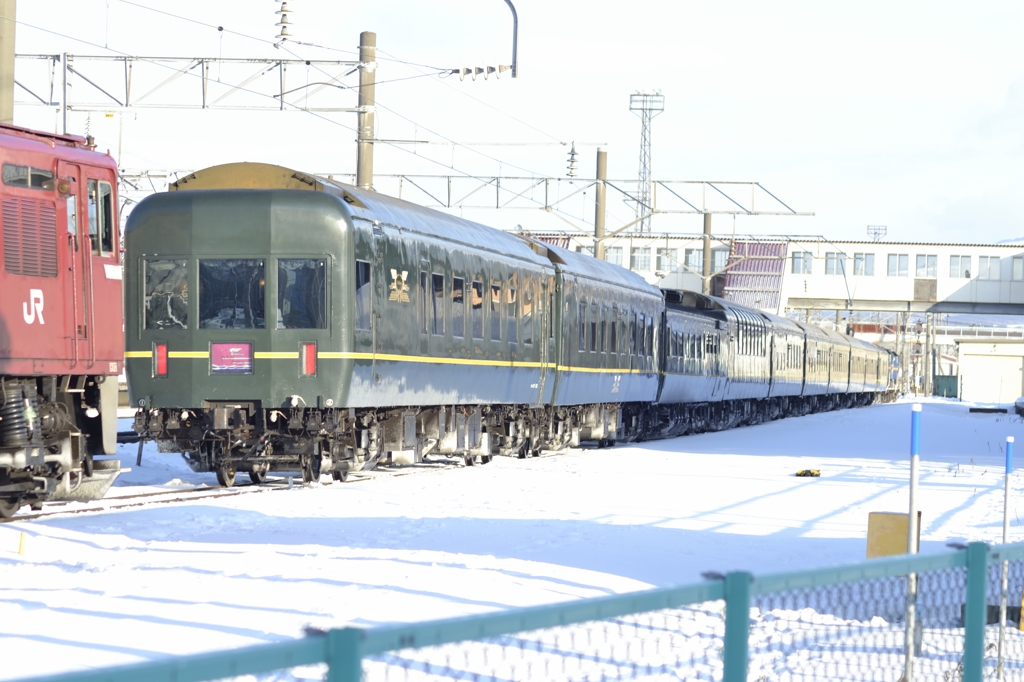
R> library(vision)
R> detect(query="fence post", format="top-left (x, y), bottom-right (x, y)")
top-left (963, 542), bottom-right (989, 682)
top-left (722, 571), bottom-right (751, 682)
top-left (325, 627), bottom-right (363, 682)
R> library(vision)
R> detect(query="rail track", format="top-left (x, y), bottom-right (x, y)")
top-left (1, 454), bottom-right (470, 523)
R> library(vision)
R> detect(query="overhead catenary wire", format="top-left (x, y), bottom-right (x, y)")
top-left (16, 7), bottom-right (621, 231)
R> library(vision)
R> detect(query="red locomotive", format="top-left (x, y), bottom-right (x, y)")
top-left (0, 123), bottom-right (123, 518)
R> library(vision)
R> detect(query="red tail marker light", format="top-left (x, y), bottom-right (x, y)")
top-left (301, 343), bottom-right (317, 376)
top-left (154, 343), bottom-right (168, 377)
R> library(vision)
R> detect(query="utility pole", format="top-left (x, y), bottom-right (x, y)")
top-left (702, 212), bottom-right (712, 295)
top-left (0, 0), bottom-right (14, 125)
top-left (356, 31), bottom-right (376, 190)
top-left (594, 147), bottom-right (607, 261)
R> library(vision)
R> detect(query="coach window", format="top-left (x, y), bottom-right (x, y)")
top-left (470, 280), bottom-right (484, 339)
top-left (646, 318), bottom-right (654, 358)
top-left (431, 273), bottom-right (444, 335)
top-left (87, 179), bottom-right (115, 256)
top-left (507, 286), bottom-right (518, 346)
top-left (419, 272), bottom-right (429, 335)
top-left (452, 277), bottom-right (465, 338)
top-left (522, 290), bottom-right (533, 345)
top-left (490, 283), bottom-right (502, 341)
top-left (634, 311), bottom-right (643, 356)
top-left (578, 300), bottom-right (587, 352)
top-left (609, 308), bottom-right (618, 353)
top-left (199, 259), bottom-right (266, 329)
top-left (590, 303), bottom-right (598, 352)
top-left (629, 313), bottom-right (637, 355)
top-left (277, 259), bottom-right (327, 329)
top-left (144, 259), bottom-right (188, 330)
top-left (354, 260), bottom-right (371, 331)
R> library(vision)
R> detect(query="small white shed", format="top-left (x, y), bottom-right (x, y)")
top-left (958, 341), bottom-right (1024, 403)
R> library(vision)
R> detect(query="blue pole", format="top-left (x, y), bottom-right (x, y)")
top-left (1007, 437), bottom-right (1014, 476)
top-left (910, 403), bottom-right (921, 457)
top-left (722, 571), bottom-right (751, 682)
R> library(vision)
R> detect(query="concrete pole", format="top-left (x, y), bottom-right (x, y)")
top-left (924, 313), bottom-right (932, 396)
top-left (594, 148), bottom-right (607, 261)
top-left (356, 31), bottom-right (376, 191)
top-left (0, 0), bottom-right (15, 125)
top-left (702, 212), bottom-right (712, 295)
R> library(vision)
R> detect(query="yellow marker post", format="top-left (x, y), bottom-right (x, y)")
top-left (867, 511), bottom-right (922, 559)
top-left (18, 532), bottom-right (26, 556)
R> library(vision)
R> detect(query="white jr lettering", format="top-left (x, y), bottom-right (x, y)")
top-left (22, 289), bottom-right (44, 325)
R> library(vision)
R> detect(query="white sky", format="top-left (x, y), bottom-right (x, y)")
top-left (11, 0), bottom-right (1024, 242)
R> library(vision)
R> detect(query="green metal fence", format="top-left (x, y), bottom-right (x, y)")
top-left (16, 541), bottom-right (1024, 682)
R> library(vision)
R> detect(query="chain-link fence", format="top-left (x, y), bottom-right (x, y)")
top-left (17, 542), bottom-right (1024, 682)
top-left (363, 600), bottom-right (726, 681)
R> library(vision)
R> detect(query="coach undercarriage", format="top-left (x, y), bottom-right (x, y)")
top-left (133, 391), bottom-right (879, 487)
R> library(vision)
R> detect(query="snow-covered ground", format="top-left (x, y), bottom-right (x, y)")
top-left (1, 398), bottom-right (1021, 679)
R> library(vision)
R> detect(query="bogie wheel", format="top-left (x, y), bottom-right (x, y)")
top-left (248, 466), bottom-right (267, 485)
top-left (0, 497), bottom-right (20, 519)
top-left (216, 466), bottom-right (236, 488)
top-left (481, 455), bottom-right (493, 465)
top-left (301, 455), bottom-right (321, 484)
top-left (463, 455), bottom-right (475, 467)
top-left (331, 470), bottom-right (348, 482)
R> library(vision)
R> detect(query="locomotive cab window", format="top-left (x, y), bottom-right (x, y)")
top-left (144, 259), bottom-right (188, 330)
top-left (87, 179), bottom-right (115, 256)
top-left (354, 260), bottom-right (371, 331)
top-left (278, 259), bottom-right (327, 329)
top-left (199, 259), bottom-right (266, 329)
top-left (2, 164), bottom-right (54, 190)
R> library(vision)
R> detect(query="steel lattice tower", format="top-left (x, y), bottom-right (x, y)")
top-left (629, 90), bottom-right (664, 233)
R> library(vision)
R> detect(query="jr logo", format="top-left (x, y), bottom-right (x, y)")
top-left (22, 289), bottom-right (44, 325)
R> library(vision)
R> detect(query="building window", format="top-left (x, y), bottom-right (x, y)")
top-left (576, 245), bottom-right (595, 257)
top-left (713, 249), bottom-right (728, 273)
top-left (825, 252), bottom-right (847, 276)
top-left (853, 253), bottom-right (874, 276)
top-left (791, 251), bottom-right (812, 274)
top-left (979, 256), bottom-right (1001, 280)
top-left (685, 248), bottom-right (703, 273)
top-left (605, 247), bottom-right (622, 266)
top-left (887, 254), bottom-right (908, 277)
top-left (1014, 257), bottom-right (1023, 281)
top-left (631, 247), bottom-right (651, 271)
top-left (656, 248), bottom-right (677, 273)
top-left (950, 255), bottom-right (971, 279)
top-left (915, 254), bottom-right (937, 278)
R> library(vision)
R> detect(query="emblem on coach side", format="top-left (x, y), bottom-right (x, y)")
top-left (388, 268), bottom-right (410, 303)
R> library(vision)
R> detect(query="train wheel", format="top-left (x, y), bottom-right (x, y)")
top-left (248, 466), bottom-right (267, 485)
top-left (0, 497), bottom-right (19, 519)
top-left (463, 455), bottom-right (475, 467)
top-left (331, 470), bottom-right (348, 482)
top-left (301, 455), bottom-right (321, 484)
top-left (216, 466), bottom-right (236, 488)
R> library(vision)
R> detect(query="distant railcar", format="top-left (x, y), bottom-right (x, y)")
top-left (0, 124), bottom-right (123, 517)
top-left (124, 162), bottom-right (892, 485)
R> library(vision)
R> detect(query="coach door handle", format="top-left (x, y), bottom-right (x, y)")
top-left (68, 232), bottom-right (78, 252)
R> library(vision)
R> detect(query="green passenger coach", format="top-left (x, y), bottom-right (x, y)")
top-left (125, 163), bottom-right (663, 484)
